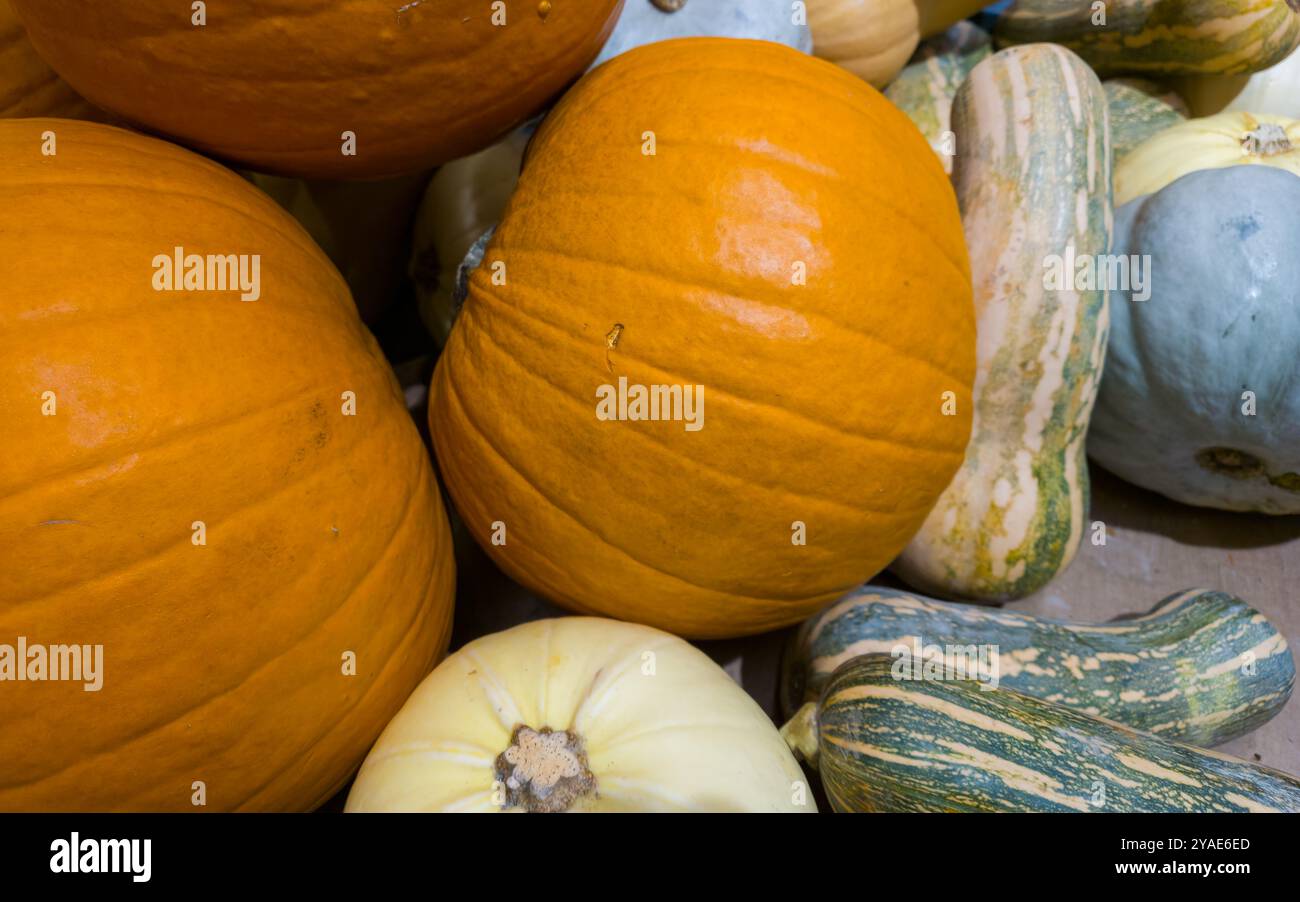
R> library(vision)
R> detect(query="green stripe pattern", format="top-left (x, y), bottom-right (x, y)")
top-left (811, 655), bottom-right (1300, 812)
top-left (783, 587), bottom-right (1295, 746)
top-left (995, 0), bottom-right (1300, 77)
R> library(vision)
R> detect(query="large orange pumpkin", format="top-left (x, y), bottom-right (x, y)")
top-left (0, 0), bottom-right (100, 118)
top-left (8, 0), bottom-right (622, 178)
top-left (429, 38), bottom-right (975, 639)
top-left (0, 119), bottom-right (455, 810)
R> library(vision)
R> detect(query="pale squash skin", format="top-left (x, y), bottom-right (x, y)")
top-left (430, 38), bottom-right (975, 639)
top-left (0, 119), bottom-right (456, 811)
top-left (411, 128), bottom-right (533, 346)
top-left (893, 45), bottom-right (1112, 602)
top-left (1091, 165), bottom-right (1300, 513)
top-left (781, 586), bottom-right (1295, 746)
top-left (1115, 110), bottom-right (1300, 204)
top-left (1104, 78), bottom-right (1188, 164)
top-left (592, 0), bottom-right (813, 68)
top-left (9, 0), bottom-right (623, 178)
top-left (1174, 44), bottom-right (1300, 118)
top-left (346, 618), bottom-right (814, 813)
top-left (884, 21), bottom-right (991, 174)
top-left (995, 0), bottom-right (1300, 77)
top-left (786, 655), bottom-right (1300, 812)
top-left (806, 0), bottom-right (987, 87)
top-left (0, 0), bottom-right (99, 118)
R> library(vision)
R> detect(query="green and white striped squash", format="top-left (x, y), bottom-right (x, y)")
top-left (995, 0), bottom-right (1300, 77)
top-left (1090, 165), bottom-right (1300, 512)
top-left (1104, 78), bottom-right (1188, 164)
top-left (783, 655), bottom-right (1300, 812)
top-left (884, 21), bottom-right (991, 174)
top-left (891, 44), bottom-right (1111, 602)
top-left (781, 586), bottom-right (1294, 746)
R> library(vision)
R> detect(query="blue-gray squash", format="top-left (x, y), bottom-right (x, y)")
top-left (1089, 165), bottom-right (1300, 512)
top-left (591, 0), bottom-right (812, 70)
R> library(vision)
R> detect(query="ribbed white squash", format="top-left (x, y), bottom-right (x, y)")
top-left (345, 618), bottom-right (814, 813)
top-left (1116, 111), bottom-right (1300, 204)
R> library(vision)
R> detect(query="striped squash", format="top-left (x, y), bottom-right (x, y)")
top-left (995, 0), bottom-right (1300, 77)
top-left (884, 21), bottom-right (991, 174)
top-left (783, 655), bottom-right (1300, 812)
top-left (892, 44), bottom-right (1111, 602)
top-left (781, 586), bottom-right (1295, 746)
top-left (1174, 45), bottom-right (1300, 118)
top-left (1104, 78), bottom-right (1188, 163)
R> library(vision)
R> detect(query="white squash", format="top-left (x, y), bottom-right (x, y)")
top-left (1115, 111), bottom-right (1300, 204)
top-left (1174, 46), bottom-right (1300, 119)
top-left (409, 127), bottom-right (532, 345)
top-left (345, 618), bottom-right (815, 813)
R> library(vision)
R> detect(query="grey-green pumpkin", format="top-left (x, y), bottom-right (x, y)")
top-left (591, 0), bottom-right (813, 69)
top-left (1089, 165), bottom-right (1300, 512)
top-left (781, 586), bottom-right (1294, 746)
top-left (783, 655), bottom-right (1300, 812)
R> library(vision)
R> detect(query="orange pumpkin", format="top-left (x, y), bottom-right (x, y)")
top-left (429, 38), bottom-right (975, 639)
top-left (8, 0), bottom-right (623, 178)
top-left (0, 0), bottom-right (100, 118)
top-left (0, 119), bottom-right (456, 810)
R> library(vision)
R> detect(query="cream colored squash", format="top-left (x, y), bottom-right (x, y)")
top-left (410, 127), bottom-right (531, 345)
top-left (806, 0), bottom-right (986, 87)
top-left (345, 617), bottom-right (815, 813)
top-left (1174, 47), bottom-right (1300, 119)
top-left (1116, 111), bottom-right (1300, 204)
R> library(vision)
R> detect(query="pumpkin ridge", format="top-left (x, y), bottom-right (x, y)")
top-left (6, 383), bottom-right (413, 612)
top-left (440, 364), bottom-right (849, 607)
top-left (2, 453), bottom-right (439, 798)
top-left (234, 563), bottom-right (453, 812)
top-left (467, 265), bottom-right (966, 466)
top-left (0, 382), bottom-right (320, 511)
top-left (572, 634), bottom-right (681, 731)
top-left (459, 647), bottom-right (528, 732)
top-left (497, 239), bottom-right (973, 390)
top-left (459, 290), bottom-right (947, 516)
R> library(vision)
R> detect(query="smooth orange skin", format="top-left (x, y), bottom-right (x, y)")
top-left (9, 0), bottom-right (623, 179)
top-left (0, 0), bottom-right (101, 119)
top-left (430, 38), bottom-right (975, 639)
top-left (0, 119), bottom-right (455, 811)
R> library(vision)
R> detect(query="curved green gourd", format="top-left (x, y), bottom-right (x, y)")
top-left (995, 0), bottom-right (1300, 77)
top-left (892, 44), bottom-right (1111, 601)
top-left (784, 655), bottom-right (1300, 812)
top-left (782, 586), bottom-right (1294, 746)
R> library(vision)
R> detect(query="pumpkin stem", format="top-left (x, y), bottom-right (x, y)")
top-left (651, 0), bottom-right (687, 11)
top-left (1242, 123), bottom-right (1292, 157)
top-left (780, 702), bottom-right (821, 769)
top-left (493, 725), bottom-right (596, 812)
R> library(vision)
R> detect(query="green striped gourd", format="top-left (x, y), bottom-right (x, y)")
top-left (995, 0), bottom-right (1300, 77)
top-left (781, 586), bottom-right (1294, 746)
top-left (1104, 78), bottom-right (1188, 163)
top-left (884, 21), bottom-right (991, 174)
top-left (783, 655), bottom-right (1300, 812)
top-left (891, 44), bottom-right (1111, 602)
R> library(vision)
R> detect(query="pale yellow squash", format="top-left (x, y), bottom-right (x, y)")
top-left (807, 0), bottom-right (987, 86)
top-left (1116, 110), bottom-right (1300, 204)
top-left (345, 618), bottom-right (815, 813)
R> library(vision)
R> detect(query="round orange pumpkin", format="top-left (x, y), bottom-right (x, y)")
top-left (429, 38), bottom-right (975, 639)
top-left (0, 0), bottom-right (100, 118)
top-left (0, 119), bottom-right (456, 811)
top-left (9, 0), bottom-right (623, 178)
